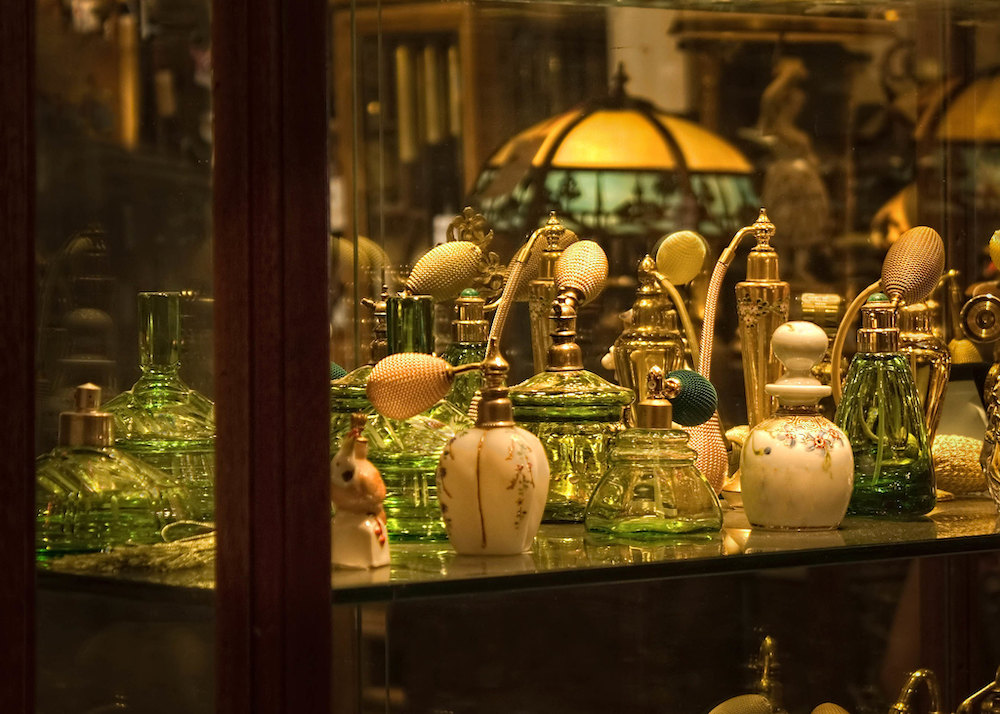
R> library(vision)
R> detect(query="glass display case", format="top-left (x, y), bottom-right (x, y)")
top-left (6, 0), bottom-right (1000, 712)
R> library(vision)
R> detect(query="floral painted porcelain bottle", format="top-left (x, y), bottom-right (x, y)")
top-left (436, 353), bottom-right (550, 555)
top-left (741, 321), bottom-right (854, 530)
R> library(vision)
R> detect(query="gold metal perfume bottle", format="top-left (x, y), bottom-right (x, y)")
top-left (899, 302), bottom-right (951, 442)
top-left (527, 213), bottom-right (577, 374)
top-left (613, 255), bottom-right (686, 418)
top-left (734, 210), bottom-right (789, 428)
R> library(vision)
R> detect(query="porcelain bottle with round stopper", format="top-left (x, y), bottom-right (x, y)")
top-left (741, 321), bottom-right (854, 530)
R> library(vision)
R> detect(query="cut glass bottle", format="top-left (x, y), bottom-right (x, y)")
top-left (36, 383), bottom-right (180, 556)
top-left (104, 292), bottom-right (215, 521)
top-left (834, 294), bottom-right (935, 516)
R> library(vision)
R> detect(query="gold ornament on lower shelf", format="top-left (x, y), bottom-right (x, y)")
top-left (933, 434), bottom-right (987, 495)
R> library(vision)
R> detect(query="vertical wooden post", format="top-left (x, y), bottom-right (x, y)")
top-left (213, 0), bottom-right (331, 711)
top-left (0, 2), bottom-right (35, 711)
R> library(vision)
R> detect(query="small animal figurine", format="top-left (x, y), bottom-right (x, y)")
top-left (330, 414), bottom-right (390, 569)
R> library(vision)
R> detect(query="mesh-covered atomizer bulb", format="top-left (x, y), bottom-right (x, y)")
top-left (366, 353), bottom-right (478, 420)
top-left (405, 241), bottom-right (483, 301)
top-left (881, 226), bottom-right (945, 304)
top-left (707, 694), bottom-right (773, 714)
top-left (554, 240), bottom-right (608, 304)
top-left (667, 370), bottom-right (719, 427)
top-left (655, 230), bottom-right (708, 286)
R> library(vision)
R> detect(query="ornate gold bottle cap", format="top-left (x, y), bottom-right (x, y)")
top-left (858, 292), bottom-right (899, 353)
top-left (453, 288), bottom-right (488, 343)
top-left (633, 367), bottom-right (681, 429)
top-left (476, 352), bottom-right (515, 428)
top-left (631, 255), bottom-right (679, 331)
top-left (59, 383), bottom-right (113, 447)
top-left (744, 209), bottom-right (779, 281)
top-left (546, 299), bottom-right (584, 371)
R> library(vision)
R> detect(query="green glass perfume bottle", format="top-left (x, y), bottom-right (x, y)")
top-left (510, 299), bottom-right (633, 522)
top-left (386, 292), bottom-right (434, 355)
top-left (585, 367), bottom-right (722, 539)
top-left (835, 293), bottom-right (935, 516)
top-left (36, 383), bottom-right (180, 556)
top-left (613, 255), bottom-right (686, 417)
top-left (331, 290), bottom-right (469, 541)
top-left (440, 288), bottom-right (487, 414)
top-left (103, 292), bottom-right (216, 521)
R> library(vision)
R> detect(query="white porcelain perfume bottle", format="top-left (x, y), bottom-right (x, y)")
top-left (741, 321), bottom-right (854, 530)
top-left (331, 414), bottom-right (390, 569)
top-left (436, 354), bottom-right (550, 555)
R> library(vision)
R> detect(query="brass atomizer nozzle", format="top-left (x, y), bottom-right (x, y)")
top-left (633, 366), bottom-right (682, 429)
top-left (632, 255), bottom-right (680, 333)
top-left (476, 349), bottom-right (515, 428)
top-left (745, 216), bottom-right (780, 282)
top-left (546, 298), bottom-right (584, 372)
top-left (359, 285), bottom-right (391, 362)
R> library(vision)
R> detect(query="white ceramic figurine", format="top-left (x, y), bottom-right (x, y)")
top-left (330, 414), bottom-right (390, 569)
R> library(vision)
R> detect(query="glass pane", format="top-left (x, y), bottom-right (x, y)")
top-left (360, 557), bottom-right (1000, 712)
top-left (330, 0), bottom-right (1000, 708)
top-left (35, 0), bottom-right (214, 709)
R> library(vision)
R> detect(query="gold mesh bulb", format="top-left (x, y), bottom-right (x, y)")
top-left (881, 226), bottom-right (944, 304)
top-left (656, 230), bottom-right (707, 286)
top-left (406, 241), bottom-right (483, 302)
top-left (555, 240), bottom-right (608, 302)
top-left (366, 353), bottom-right (455, 420)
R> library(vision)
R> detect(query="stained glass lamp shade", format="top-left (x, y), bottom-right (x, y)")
top-left (470, 69), bottom-right (759, 270)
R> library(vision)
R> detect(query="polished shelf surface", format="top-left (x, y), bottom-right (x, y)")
top-left (39, 497), bottom-right (1000, 603)
top-left (330, 497), bottom-right (1000, 601)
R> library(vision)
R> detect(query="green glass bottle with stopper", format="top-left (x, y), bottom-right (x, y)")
top-left (36, 383), bottom-right (180, 556)
top-left (103, 292), bottom-right (215, 521)
top-left (440, 288), bottom-right (487, 414)
top-left (509, 241), bottom-right (633, 523)
top-left (834, 293), bottom-right (935, 516)
top-left (331, 287), bottom-right (469, 541)
top-left (585, 367), bottom-right (722, 539)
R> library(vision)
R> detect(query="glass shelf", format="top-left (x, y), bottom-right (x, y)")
top-left (37, 498), bottom-right (1000, 604)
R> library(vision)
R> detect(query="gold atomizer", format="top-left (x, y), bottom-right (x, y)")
top-left (734, 211), bottom-right (789, 427)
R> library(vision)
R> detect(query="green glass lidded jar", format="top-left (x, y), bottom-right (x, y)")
top-left (510, 300), bottom-right (632, 523)
top-left (103, 292), bottom-right (215, 521)
top-left (585, 367), bottom-right (722, 539)
top-left (36, 383), bottom-right (182, 556)
top-left (835, 293), bottom-right (935, 516)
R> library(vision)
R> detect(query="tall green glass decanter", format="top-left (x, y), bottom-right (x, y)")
top-left (440, 288), bottom-right (487, 414)
top-left (36, 383), bottom-right (180, 556)
top-left (331, 289), bottom-right (469, 541)
top-left (835, 293), bottom-right (935, 516)
top-left (510, 299), bottom-right (633, 522)
top-left (585, 367), bottom-right (722, 539)
top-left (104, 292), bottom-right (215, 521)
